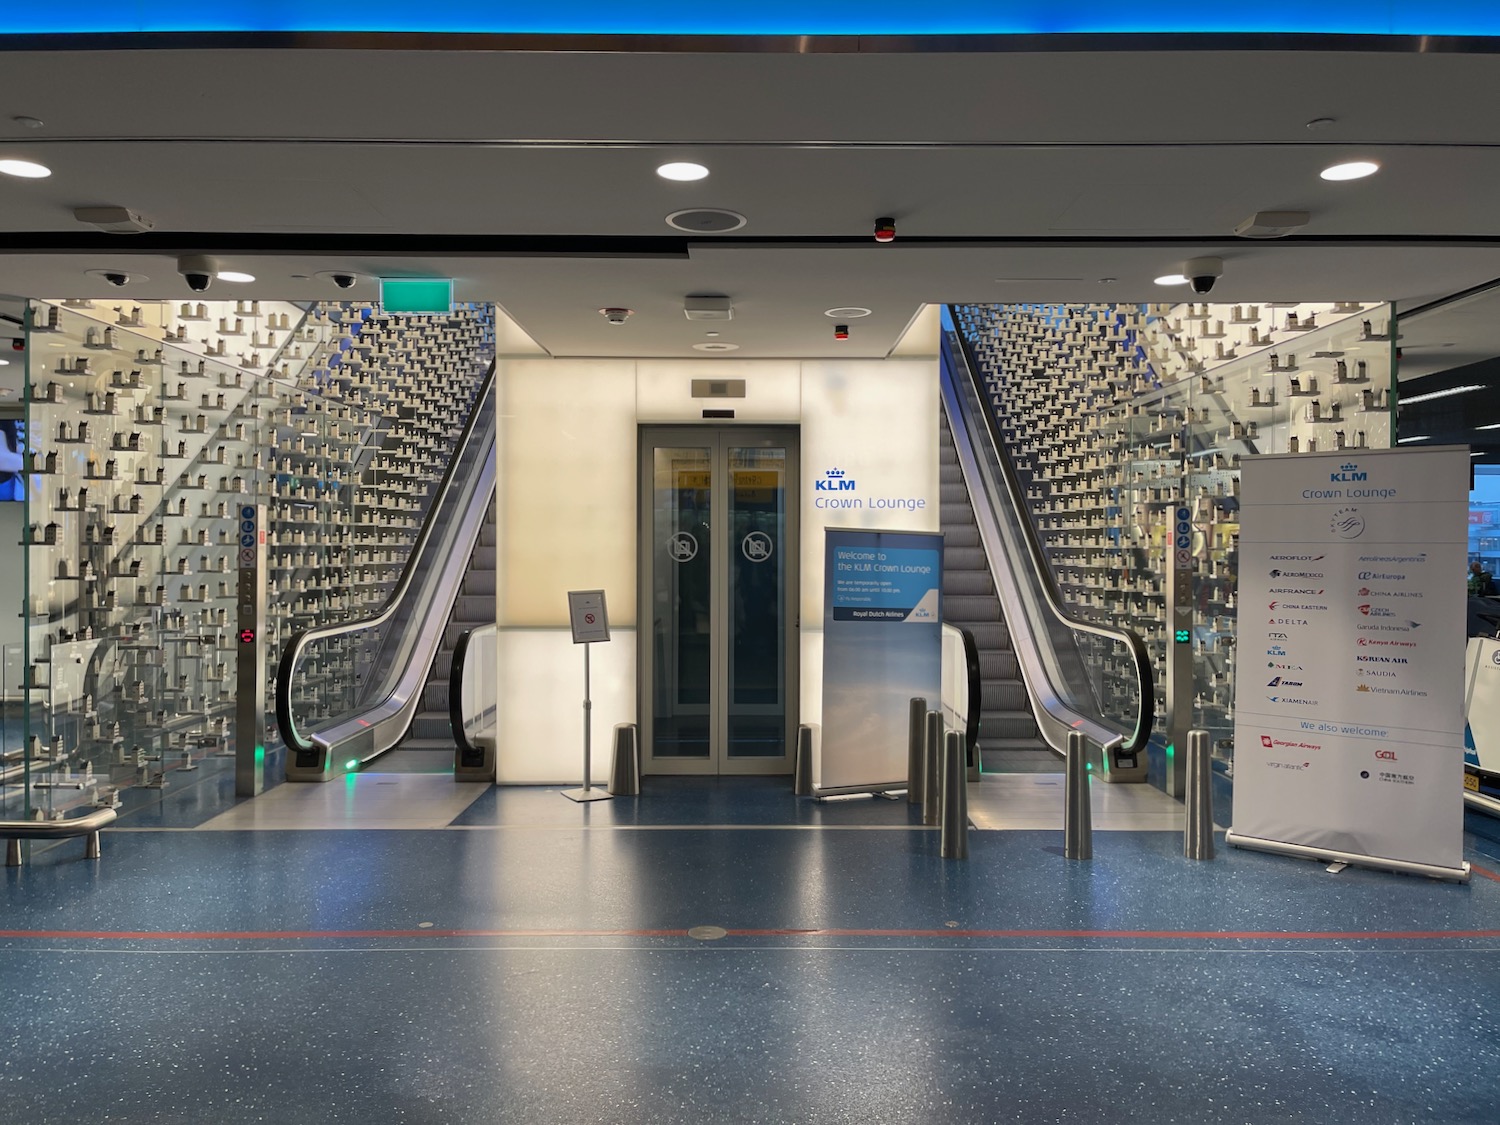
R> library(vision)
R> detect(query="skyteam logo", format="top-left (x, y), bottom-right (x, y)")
top-left (1330, 461), bottom-right (1368, 483)
top-left (816, 468), bottom-right (856, 492)
top-left (1331, 507), bottom-right (1366, 539)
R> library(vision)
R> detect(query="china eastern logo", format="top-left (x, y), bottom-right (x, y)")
top-left (1330, 461), bottom-right (1368, 483)
top-left (816, 468), bottom-right (856, 492)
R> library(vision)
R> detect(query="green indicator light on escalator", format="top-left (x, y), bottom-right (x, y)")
top-left (1175, 629), bottom-right (1191, 643)
top-left (345, 759), bottom-right (359, 770)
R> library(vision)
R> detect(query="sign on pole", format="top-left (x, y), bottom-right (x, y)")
top-left (567, 589), bottom-right (610, 644)
top-left (1227, 447), bottom-right (1470, 881)
top-left (819, 528), bottom-right (943, 794)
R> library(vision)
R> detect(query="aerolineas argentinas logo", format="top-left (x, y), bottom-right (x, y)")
top-left (1330, 461), bottom-right (1368, 483)
top-left (816, 468), bottom-right (856, 492)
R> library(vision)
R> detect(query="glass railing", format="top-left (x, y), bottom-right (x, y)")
top-left (941, 310), bottom-right (1154, 767)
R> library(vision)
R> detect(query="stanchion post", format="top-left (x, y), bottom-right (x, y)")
top-left (562, 640), bottom-right (611, 803)
top-left (1063, 731), bottom-right (1093, 860)
top-left (608, 723), bottom-right (640, 796)
top-left (907, 698), bottom-right (928, 805)
top-left (922, 711), bottom-right (942, 826)
top-left (793, 725), bottom-right (814, 797)
top-left (1184, 728), bottom-right (1215, 860)
top-left (940, 730), bottom-right (969, 859)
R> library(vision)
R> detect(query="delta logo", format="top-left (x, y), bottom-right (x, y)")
top-left (1269, 618), bottom-right (1310, 627)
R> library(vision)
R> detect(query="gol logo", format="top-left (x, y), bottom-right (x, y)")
top-left (1374, 750), bottom-right (1398, 761)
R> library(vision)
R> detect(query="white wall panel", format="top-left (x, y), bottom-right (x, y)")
top-left (635, 359), bottom-right (801, 422)
top-left (496, 627), bottom-right (636, 785)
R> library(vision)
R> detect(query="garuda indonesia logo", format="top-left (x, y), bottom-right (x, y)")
top-left (816, 468), bottom-right (857, 492)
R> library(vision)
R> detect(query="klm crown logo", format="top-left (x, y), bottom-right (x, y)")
top-left (1330, 461), bottom-right (1367, 483)
top-left (816, 467), bottom-right (857, 492)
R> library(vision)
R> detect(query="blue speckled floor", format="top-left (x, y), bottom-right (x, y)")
top-left (3, 778), bottom-right (1499, 1124)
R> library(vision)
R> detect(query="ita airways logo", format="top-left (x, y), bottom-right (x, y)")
top-left (816, 468), bottom-right (856, 492)
top-left (1330, 507), bottom-right (1365, 539)
top-left (1330, 461), bottom-right (1368, 483)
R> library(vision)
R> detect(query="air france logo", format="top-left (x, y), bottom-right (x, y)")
top-left (1330, 461), bottom-right (1368, 483)
top-left (816, 468), bottom-right (856, 492)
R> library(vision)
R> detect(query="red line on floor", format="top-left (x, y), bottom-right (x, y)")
top-left (1471, 863), bottom-right (1500, 884)
top-left (2, 927), bottom-right (1500, 942)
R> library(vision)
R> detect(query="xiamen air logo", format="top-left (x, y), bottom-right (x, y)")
top-left (816, 468), bottom-right (856, 492)
top-left (1330, 461), bottom-right (1368, 483)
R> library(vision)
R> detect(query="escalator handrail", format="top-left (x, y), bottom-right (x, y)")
top-left (958, 623), bottom-right (982, 771)
top-left (449, 626), bottom-right (477, 758)
top-left (944, 312), bottom-right (1154, 756)
top-left (276, 358), bottom-right (497, 754)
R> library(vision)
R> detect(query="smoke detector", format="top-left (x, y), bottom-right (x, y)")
top-left (684, 295), bottom-right (733, 321)
top-left (73, 206), bottom-right (155, 234)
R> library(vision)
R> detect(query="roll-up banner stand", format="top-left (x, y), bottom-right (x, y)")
top-left (819, 528), bottom-right (943, 795)
top-left (1227, 446), bottom-right (1470, 882)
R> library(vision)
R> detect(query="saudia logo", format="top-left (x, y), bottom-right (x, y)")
top-left (1330, 461), bottom-right (1368, 483)
top-left (816, 468), bottom-right (857, 492)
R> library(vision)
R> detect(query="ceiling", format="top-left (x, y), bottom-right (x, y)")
top-left (2, 41), bottom-right (1500, 361)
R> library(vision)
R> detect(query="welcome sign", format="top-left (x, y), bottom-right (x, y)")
top-left (1228, 446), bottom-right (1470, 881)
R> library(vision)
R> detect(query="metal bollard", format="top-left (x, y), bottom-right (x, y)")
top-left (793, 725), bottom-right (814, 797)
top-left (1063, 731), bottom-right (1093, 860)
top-left (940, 730), bottom-right (969, 860)
top-left (607, 723), bottom-right (640, 796)
top-left (922, 711), bottom-right (943, 827)
top-left (1183, 728), bottom-right (1215, 860)
top-left (907, 698), bottom-right (928, 805)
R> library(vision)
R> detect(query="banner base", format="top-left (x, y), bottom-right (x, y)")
top-left (813, 783), bottom-right (908, 799)
top-left (1225, 829), bottom-right (1470, 883)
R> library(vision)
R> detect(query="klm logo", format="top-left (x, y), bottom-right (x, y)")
top-left (1330, 461), bottom-right (1368, 483)
top-left (816, 468), bottom-right (857, 492)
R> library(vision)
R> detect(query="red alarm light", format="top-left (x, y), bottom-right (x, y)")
top-left (873, 217), bottom-right (896, 243)
top-left (834, 325), bottom-right (850, 341)
top-left (238, 628), bottom-right (255, 644)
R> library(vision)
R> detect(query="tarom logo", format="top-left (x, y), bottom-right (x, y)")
top-left (1330, 461), bottom-right (1368, 483)
top-left (815, 468), bottom-right (857, 492)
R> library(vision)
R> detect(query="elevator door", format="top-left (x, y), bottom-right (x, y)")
top-left (639, 427), bottom-right (799, 775)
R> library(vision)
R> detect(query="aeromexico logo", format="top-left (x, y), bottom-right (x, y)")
top-left (816, 468), bottom-right (857, 492)
top-left (1330, 461), bottom-right (1368, 483)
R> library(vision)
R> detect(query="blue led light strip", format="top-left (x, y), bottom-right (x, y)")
top-left (3, 1), bottom-right (1500, 38)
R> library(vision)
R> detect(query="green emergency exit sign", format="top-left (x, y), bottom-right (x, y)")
top-left (379, 278), bottom-right (453, 314)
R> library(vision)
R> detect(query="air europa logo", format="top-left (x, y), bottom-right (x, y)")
top-left (816, 468), bottom-right (856, 492)
top-left (1330, 461), bottom-right (1368, 483)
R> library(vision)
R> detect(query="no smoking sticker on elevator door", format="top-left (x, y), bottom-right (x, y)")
top-left (742, 532), bottom-right (773, 562)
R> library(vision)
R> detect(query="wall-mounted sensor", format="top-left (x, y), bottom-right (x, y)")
top-left (1233, 211), bottom-right (1311, 239)
top-left (599, 307), bottom-right (634, 325)
top-left (834, 324), bottom-right (850, 340)
top-left (874, 217), bottom-right (896, 243)
top-left (684, 295), bottom-right (733, 321)
top-left (74, 206), bottom-right (155, 234)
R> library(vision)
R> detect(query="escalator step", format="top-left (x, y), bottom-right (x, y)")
top-left (945, 547), bottom-right (988, 571)
top-left (944, 594), bottom-right (1001, 622)
top-left (942, 571), bottom-right (994, 597)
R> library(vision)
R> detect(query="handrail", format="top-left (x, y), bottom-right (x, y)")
top-left (943, 312), bottom-right (1154, 756)
top-left (958, 623), bottom-right (982, 769)
top-left (276, 358), bottom-right (497, 754)
top-left (449, 626), bottom-right (477, 758)
top-left (2, 806), bottom-right (118, 866)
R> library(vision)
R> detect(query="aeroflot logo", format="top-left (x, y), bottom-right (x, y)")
top-left (1330, 461), bottom-right (1368, 483)
top-left (816, 468), bottom-right (856, 491)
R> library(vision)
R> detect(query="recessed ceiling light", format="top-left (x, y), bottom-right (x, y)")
top-left (657, 162), bottom-right (709, 182)
top-left (1396, 435), bottom-right (1431, 443)
top-left (1155, 274), bottom-right (1189, 286)
top-left (1399, 384), bottom-right (1482, 405)
top-left (0, 158), bottom-right (51, 179)
top-left (1475, 423), bottom-right (1500, 431)
top-left (0, 358), bottom-right (9, 366)
top-left (824, 307), bottom-right (872, 318)
top-left (216, 271), bottom-right (255, 283)
top-left (704, 331), bottom-right (721, 338)
top-left (1320, 160), bottom-right (1380, 182)
top-left (693, 342), bottom-right (739, 352)
top-left (666, 208), bottom-right (746, 233)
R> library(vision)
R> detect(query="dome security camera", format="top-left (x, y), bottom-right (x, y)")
top-left (1184, 257), bottom-right (1224, 295)
top-left (102, 272), bottom-right (130, 288)
top-left (330, 273), bottom-right (357, 290)
top-left (178, 254), bottom-right (218, 293)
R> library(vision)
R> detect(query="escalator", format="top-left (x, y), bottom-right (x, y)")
top-left (275, 361), bottom-right (497, 779)
top-left (939, 309), bottom-right (1155, 773)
